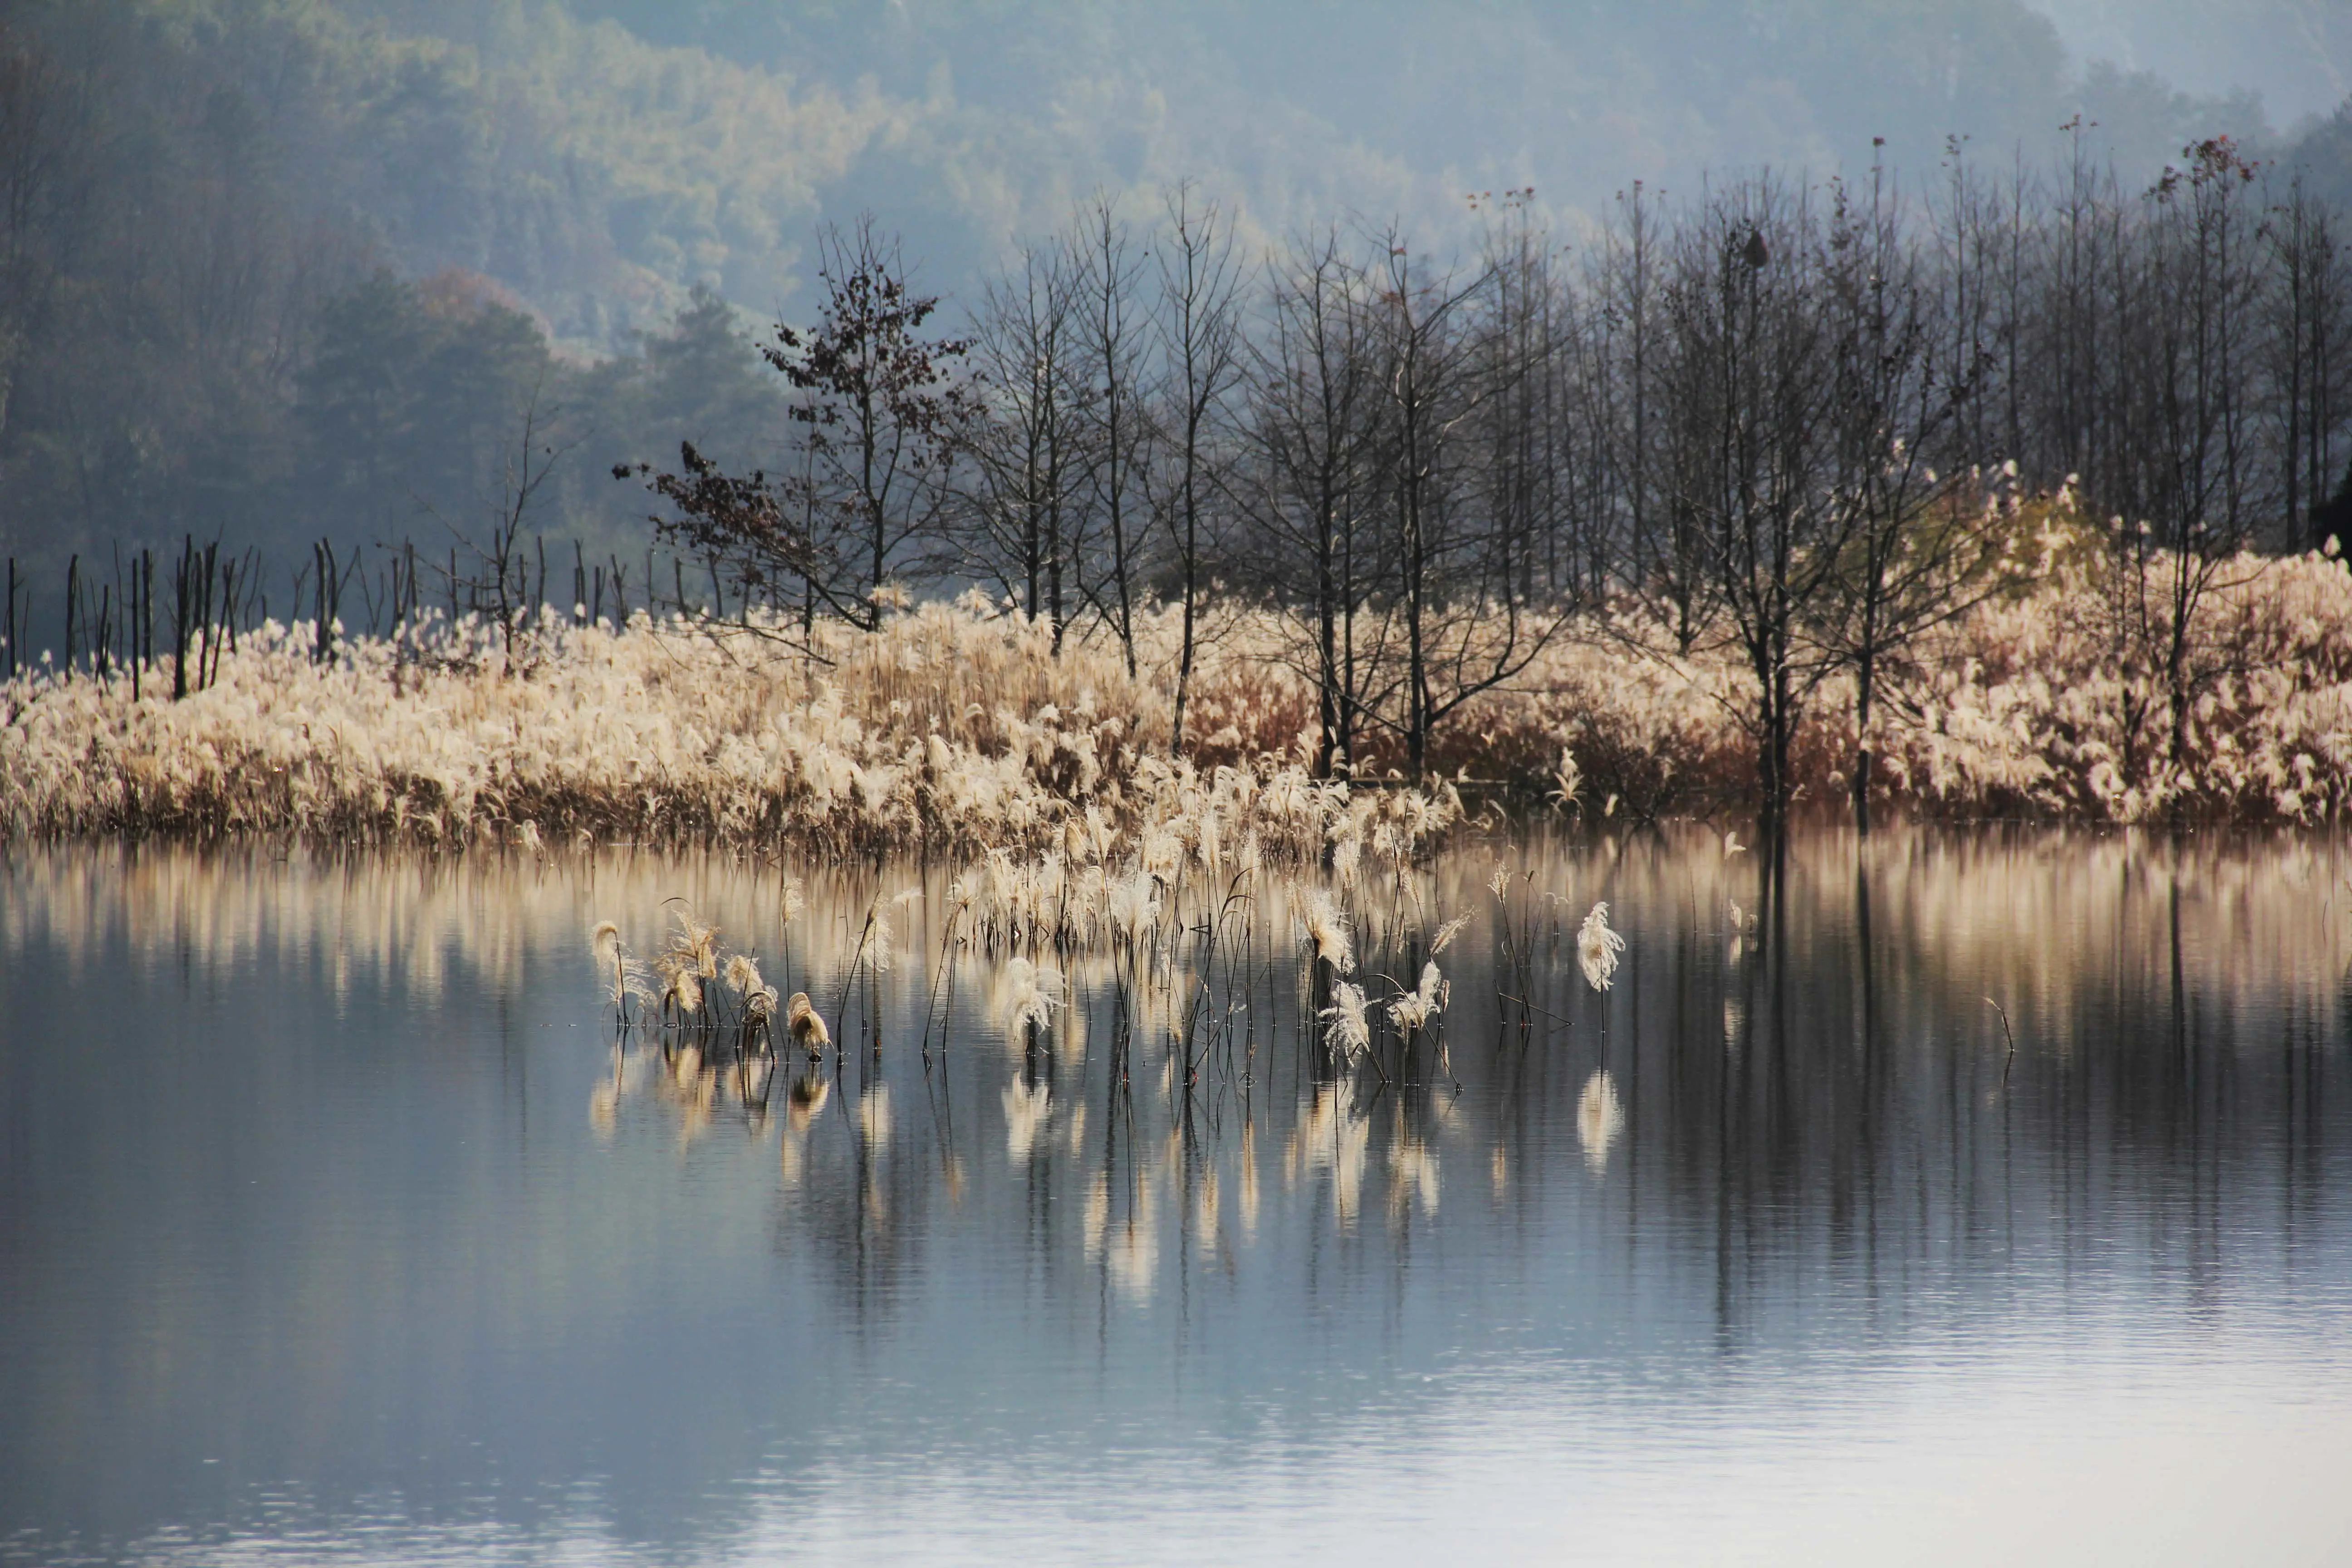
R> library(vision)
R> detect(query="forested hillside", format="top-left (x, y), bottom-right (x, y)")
top-left (0, 0), bottom-right (2345, 612)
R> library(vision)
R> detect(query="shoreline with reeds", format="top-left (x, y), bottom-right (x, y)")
top-left (5, 551), bottom-right (2352, 851)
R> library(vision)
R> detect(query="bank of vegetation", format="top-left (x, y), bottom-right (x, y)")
top-left (11, 128), bottom-right (2352, 837)
top-left (5, 527), bottom-right (2352, 847)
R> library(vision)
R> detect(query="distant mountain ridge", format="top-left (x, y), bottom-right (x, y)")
top-left (200, 0), bottom-right (2349, 344)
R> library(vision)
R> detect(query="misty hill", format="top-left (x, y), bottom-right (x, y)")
top-left (2033, 0), bottom-right (2350, 131)
top-left (1, 0), bottom-right (2346, 586)
top-left (242, 0), bottom-right (2328, 340)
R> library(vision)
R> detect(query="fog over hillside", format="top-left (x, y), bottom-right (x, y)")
top-left (361, 0), bottom-right (2335, 333)
top-left (2029, 0), bottom-right (2351, 131)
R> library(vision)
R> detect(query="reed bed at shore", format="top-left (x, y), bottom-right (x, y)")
top-left (1382, 539), bottom-right (2352, 827)
top-left (7, 542), bottom-right (2352, 847)
top-left (0, 592), bottom-right (1462, 857)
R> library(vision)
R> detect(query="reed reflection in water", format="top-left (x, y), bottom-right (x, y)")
top-left (1, 829), bottom-right (2348, 1566)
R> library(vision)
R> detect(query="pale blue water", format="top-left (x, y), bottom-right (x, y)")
top-left (2, 833), bottom-right (2348, 1564)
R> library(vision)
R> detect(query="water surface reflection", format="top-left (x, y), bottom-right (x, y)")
top-left (2, 830), bottom-right (2347, 1565)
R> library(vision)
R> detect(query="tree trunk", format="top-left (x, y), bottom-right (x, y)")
top-left (1172, 480), bottom-right (1197, 753)
top-left (1315, 497), bottom-right (1338, 778)
top-left (1852, 645), bottom-right (1875, 835)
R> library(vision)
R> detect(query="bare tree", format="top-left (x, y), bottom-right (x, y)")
top-left (1372, 235), bottom-right (1478, 777)
top-left (767, 216), bottom-right (971, 629)
top-left (1241, 229), bottom-right (1382, 775)
top-left (1664, 178), bottom-right (1852, 825)
top-left (964, 238), bottom-right (1083, 647)
top-left (2264, 172), bottom-right (2352, 550)
top-left (1070, 193), bottom-right (1154, 677)
top-left (1818, 160), bottom-right (2007, 832)
top-left (2137, 137), bottom-right (2269, 779)
top-left (1151, 183), bottom-right (1245, 752)
top-left (1474, 191), bottom-right (1583, 603)
top-left (479, 382), bottom-right (573, 658)
top-left (622, 441), bottom-right (811, 639)
top-left (1363, 230), bottom-right (1580, 778)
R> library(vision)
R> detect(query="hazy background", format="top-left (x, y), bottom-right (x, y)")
top-left (3, 0), bottom-right (2348, 579)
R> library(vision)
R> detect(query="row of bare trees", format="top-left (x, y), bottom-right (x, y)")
top-left (498, 144), bottom-right (2352, 821)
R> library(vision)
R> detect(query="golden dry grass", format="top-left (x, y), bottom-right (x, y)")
top-left (7, 540), bottom-right (2352, 846)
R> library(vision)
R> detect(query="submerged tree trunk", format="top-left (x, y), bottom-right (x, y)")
top-left (1852, 645), bottom-right (1875, 835)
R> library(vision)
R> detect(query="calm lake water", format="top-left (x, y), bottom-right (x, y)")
top-left (3, 831), bottom-right (2349, 1565)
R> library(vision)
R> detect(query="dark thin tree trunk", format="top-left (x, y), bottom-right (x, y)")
top-left (1853, 645), bottom-right (1875, 835)
top-left (1316, 495), bottom-right (1338, 778)
top-left (172, 541), bottom-right (190, 701)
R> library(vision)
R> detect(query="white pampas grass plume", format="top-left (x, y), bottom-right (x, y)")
top-left (1140, 827), bottom-right (1184, 878)
top-left (590, 921), bottom-right (626, 1009)
top-left (668, 906), bottom-right (721, 980)
top-left (1196, 803), bottom-right (1222, 876)
top-left (1300, 888), bottom-right (1354, 975)
top-left (1577, 1069), bottom-right (1624, 1173)
top-left (1387, 960), bottom-right (1449, 1033)
top-left (786, 991), bottom-right (831, 1059)
top-left (1577, 901), bottom-right (1625, 991)
top-left (656, 955), bottom-right (703, 1018)
top-left (1321, 979), bottom-right (1371, 1061)
top-left (1330, 832), bottom-right (1362, 885)
top-left (1107, 868), bottom-right (1161, 948)
top-left (724, 953), bottom-right (762, 997)
top-left (1430, 914), bottom-right (1469, 956)
top-left (1548, 747), bottom-right (1583, 812)
top-left (995, 956), bottom-right (1064, 1043)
